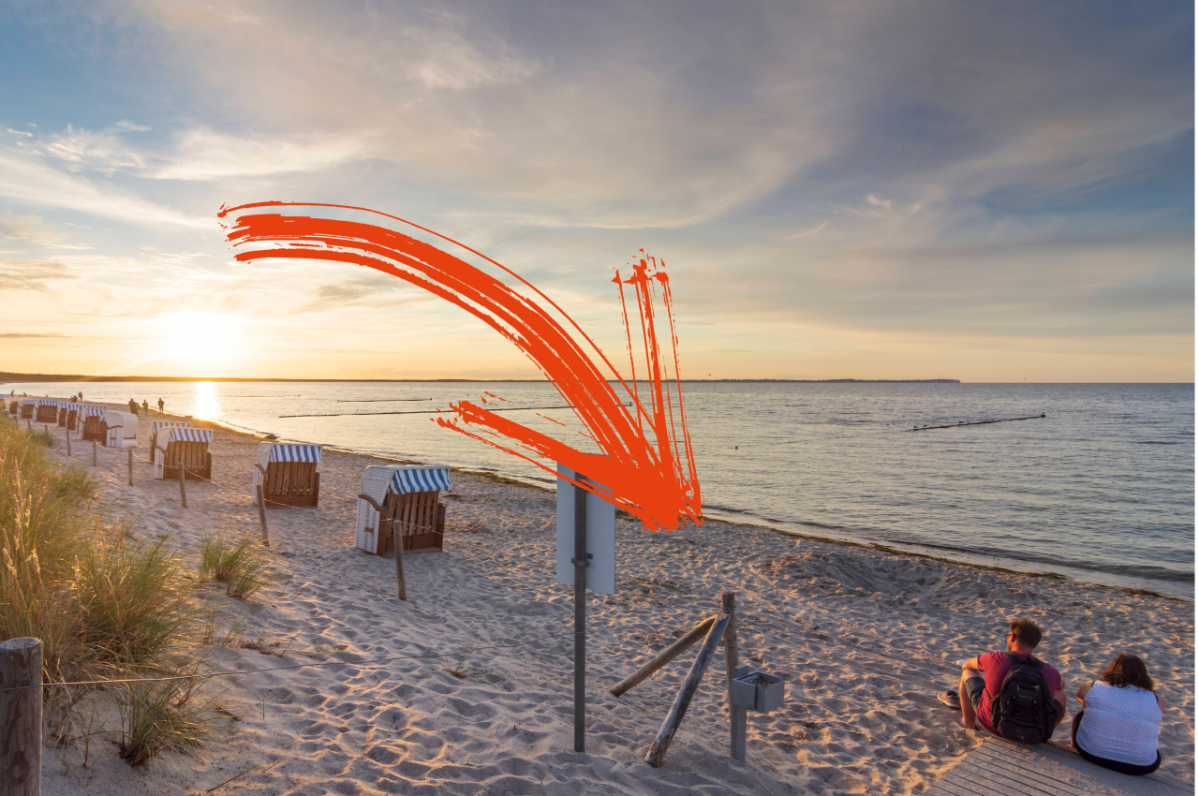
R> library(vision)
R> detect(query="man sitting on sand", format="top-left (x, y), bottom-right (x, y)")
top-left (940, 618), bottom-right (1066, 743)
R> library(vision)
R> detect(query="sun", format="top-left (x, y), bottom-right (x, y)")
top-left (157, 312), bottom-right (244, 373)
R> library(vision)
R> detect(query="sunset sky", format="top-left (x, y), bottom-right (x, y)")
top-left (0, 1), bottom-right (1192, 382)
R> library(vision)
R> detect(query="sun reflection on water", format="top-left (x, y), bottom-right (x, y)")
top-left (192, 382), bottom-right (221, 421)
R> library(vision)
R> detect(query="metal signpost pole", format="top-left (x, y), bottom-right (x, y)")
top-left (572, 479), bottom-right (589, 753)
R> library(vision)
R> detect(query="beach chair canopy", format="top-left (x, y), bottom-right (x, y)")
top-left (163, 428), bottom-right (212, 447)
top-left (81, 405), bottom-right (106, 417)
top-left (103, 410), bottom-right (139, 447)
top-left (388, 465), bottom-right (451, 496)
top-left (38, 398), bottom-right (63, 407)
top-left (152, 420), bottom-right (191, 434)
top-left (268, 444), bottom-right (322, 464)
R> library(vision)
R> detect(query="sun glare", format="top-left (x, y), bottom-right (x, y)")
top-left (157, 312), bottom-right (244, 373)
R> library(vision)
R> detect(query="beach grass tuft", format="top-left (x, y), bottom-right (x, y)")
top-left (198, 534), bottom-right (273, 600)
top-left (116, 663), bottom-right (215, 767)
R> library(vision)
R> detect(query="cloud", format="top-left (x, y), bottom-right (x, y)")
top-left (0, 148), bottom-right (207, 228)
top-left (154, 128), bottom-right (371, 180)
top-left (0, 332), bottom-right (69, 338)
top-left (38, 124), bottom-right (145, 173)
top-left (0, 257), bottom-right (77, 292)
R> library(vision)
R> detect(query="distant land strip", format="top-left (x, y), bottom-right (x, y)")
top-left (0, 372), bottom-right (961, 384)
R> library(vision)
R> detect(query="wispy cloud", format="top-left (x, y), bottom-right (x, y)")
top-left (0, 257), bottom-right (77, 292)
top-left (154, 128), bottom-right (372, 180)
top-left (0, 148), bottom-right (207, 228)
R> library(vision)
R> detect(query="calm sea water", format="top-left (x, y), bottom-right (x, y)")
top-left (11, 381), bottom-right (1194, 599)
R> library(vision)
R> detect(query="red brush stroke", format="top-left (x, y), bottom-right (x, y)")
top-left (218, 202), bottom-right (701, 531)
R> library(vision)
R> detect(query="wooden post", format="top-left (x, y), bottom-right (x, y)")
top-left (645, 613), bottom-right (732, 768)
top-left (391, 519), bottom-right (407, 601)
top-left (65, 427), bottom-right (71, 457)
top-left (178, 459), bottom-right (188, 508)
top-left (26, 418), bottom-right (31, 430)
top-left (610, 615), bottom-right (717, 697)
top-left (573, 480), bottom-right (589, 753)
top-left (0, 637), bottom-right (43, 796)
top-left (722, 591), bottom-right (747, 762)
top-left (127, 448), bottom-right (134, 486)
top-left (255, 485), bottom-right (270, 547)
top-left (92, 440), bottom-right (97, 467)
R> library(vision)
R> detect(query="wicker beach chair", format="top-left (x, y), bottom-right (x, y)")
top-left (56, 401), bottom-right (69, 427)
top-left (254, 443), bottom-right (322, 507)
top-left (150, 421), bottom-right (191, 461)
top-left (355, 464), bottom-right (450, 556)
top-left (7, 400), bottom-right (17, 417)
top-left (35, 399), bottom-right (60, 424)
top-left (18, 399), bottom-right (36, 420)
top-left (102, 410), bottom-right (138, 449)
top-left (79, 406), bottom-right (107, 440)
top-left (154, 428), bottom-right (213, 481)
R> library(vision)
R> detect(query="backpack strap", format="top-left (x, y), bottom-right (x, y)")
top-left (1007, 652), bottom-right (1042, 670)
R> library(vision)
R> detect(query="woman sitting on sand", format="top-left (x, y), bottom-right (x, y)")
top-left (1073, 653), bottom-right (1164, 775)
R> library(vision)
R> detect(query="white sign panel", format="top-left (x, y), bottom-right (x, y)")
top-left (556, 464), bottom-right (616, 595)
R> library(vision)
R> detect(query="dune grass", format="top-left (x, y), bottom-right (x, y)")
top-left (198, 534), bottom-right (273, 600)
top-left (0, 420), bottom-right (214, 766)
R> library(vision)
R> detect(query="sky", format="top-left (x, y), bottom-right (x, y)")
top-left (0, 0), bottom-right (1193, 382)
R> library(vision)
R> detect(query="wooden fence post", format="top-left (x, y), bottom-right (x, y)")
top-left (390, 519), bottom-right (407, 601)
top-left (92, 440), bottom-right (97, 467)
top-left (177, 460), bottom-right (188, 508)
top-left (65, 427), bottom-right (71, 457)
top-left (127, 448), bottom-right (134, 486)
top-left (0, 637), bottom-right (43, 796)
top-left (255, 485), bottom-right (270, 547)
top-left (26, 418), bottom-right (31, 431)
top-left (610, 615), bottom-right (717, 697)
top-left (645, 613), bottom-right (732, 767)
top-left (722, 591), bottom-right (747, 761)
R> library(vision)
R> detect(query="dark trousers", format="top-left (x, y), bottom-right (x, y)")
top-left (1071, 710), bottom-right (1162, 776)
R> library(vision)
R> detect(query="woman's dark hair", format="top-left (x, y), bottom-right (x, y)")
top-left (1099, 653), bottom-right (1155, 691)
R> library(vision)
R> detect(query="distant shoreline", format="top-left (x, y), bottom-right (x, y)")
top-left (0, 372), bottom-right (961, 384)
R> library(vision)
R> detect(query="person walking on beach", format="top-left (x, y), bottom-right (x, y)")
top-left (939, 618), bottom-right (1065, 743)
top-left (1072, 653), bottom-right (1164, 775)
top-left (158, 397), bottom-right (164, 414)
top-left (128, 398), bottom-right (138, 414)
top-left (142, 399), bottom-right (149, 415)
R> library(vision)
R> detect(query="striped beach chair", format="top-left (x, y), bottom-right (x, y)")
top-left (102, 410), bottom-right (138, 449)
top-left (154, 428), bottom-right (212, 481)
top-left (35, 399), bottom-right (60, 424)
top-left (7, 399), bottom-right (17, 417)
top-left (56, 401), bottom-right (69, 427)
top-left (18, 399), bottom-right (36, 420)
top-left (355, 464), bottom-right (451, 556)
top-left (150, 421), bottom-right (191, 461)
top-left (80, 406), bottom-right (107, 441)
top-left (254, 443), bottom-right (322, 507)
top-left (66, 402), bottom-right (86, 431)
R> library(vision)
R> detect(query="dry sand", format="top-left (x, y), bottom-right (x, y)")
top-left (28, 409), bottom-right (1194, 795)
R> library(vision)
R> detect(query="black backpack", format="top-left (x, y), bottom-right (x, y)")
top-left (990, 653), bottom-right (1057, 743)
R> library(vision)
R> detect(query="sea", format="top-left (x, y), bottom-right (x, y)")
top-left (9, 380), bottom-right (1194, 600)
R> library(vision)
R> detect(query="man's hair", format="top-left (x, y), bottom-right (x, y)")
top-left (1009, 619), bottom-right (1042, 649)
top-left (1100, 653), bottom-right (1155, 691)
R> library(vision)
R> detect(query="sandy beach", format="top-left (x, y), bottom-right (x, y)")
top-left (25, 407), bottom-right (1194, 795)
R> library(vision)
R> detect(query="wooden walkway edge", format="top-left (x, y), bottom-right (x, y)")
top-left (927, 737), bottom-right (1193, 796)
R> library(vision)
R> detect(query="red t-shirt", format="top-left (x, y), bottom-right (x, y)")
top-left (974, 651), bottom-right (1063, 733)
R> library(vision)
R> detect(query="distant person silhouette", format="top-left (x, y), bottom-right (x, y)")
top-left (158, 398), bottom-right (165, 414)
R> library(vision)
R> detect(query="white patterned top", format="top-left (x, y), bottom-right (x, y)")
top-left (1075, 680), bottom-right (1161, 766)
